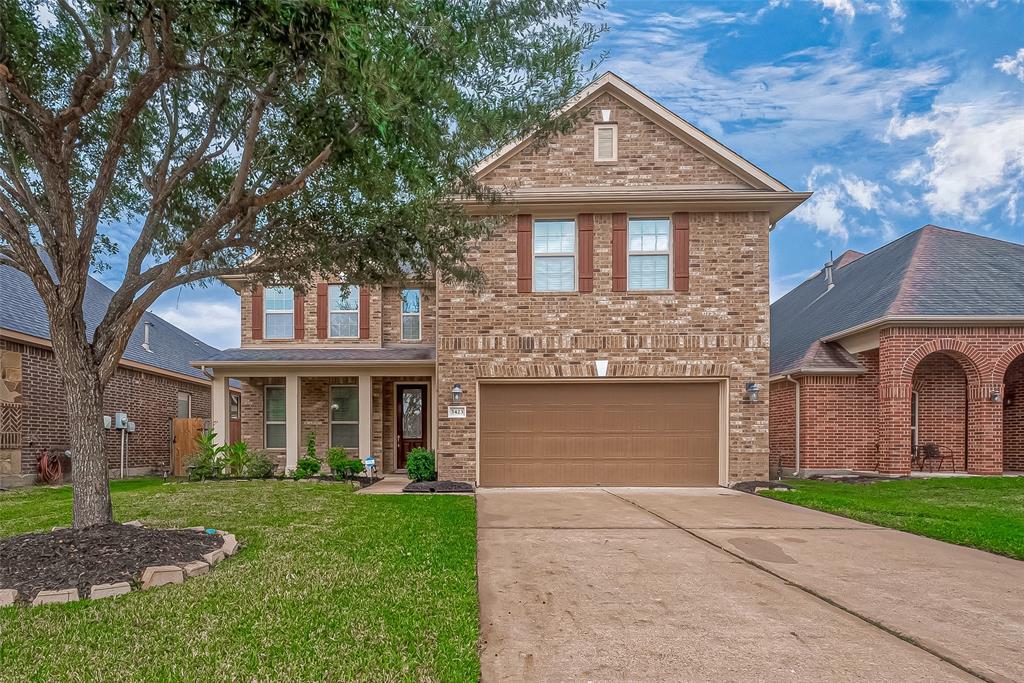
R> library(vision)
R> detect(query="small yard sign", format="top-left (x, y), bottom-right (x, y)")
top-left (447, 405), bottom-right (467, 419)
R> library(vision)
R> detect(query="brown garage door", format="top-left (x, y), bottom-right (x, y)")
top-left (479, 382), bottom-right (720, 487)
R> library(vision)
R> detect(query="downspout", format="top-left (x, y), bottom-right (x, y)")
top-left (785, 375), bottom-right (801, 476)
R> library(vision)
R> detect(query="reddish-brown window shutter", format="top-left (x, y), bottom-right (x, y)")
top-left (516, 214), bottom-right (532, 293)
top-left (577, 213), bottom-right (594, 293)
top-left (316, 283), bottom-right (328, 338)
top-left (251, 285), bottom-right (263, 340)
top-left (611, 213), bottom-right (628, 292)
top-left (672, 212), bottom-right (690, 292)
top-left (358, 287), bottom-right (370, 339)
top-left (293, 291), bottom-right (305, 340)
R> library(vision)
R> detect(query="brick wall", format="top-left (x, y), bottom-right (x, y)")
top-left (1004, 356), bottom-right (1024, 471)
top-left (768, 378), bottom-right (795, 471)
top-left (2, 338), bottom-right (211, 475)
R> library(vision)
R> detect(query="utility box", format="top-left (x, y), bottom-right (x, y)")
top-left (113, 412), bottom-right (128, 430)
top-left (103, 415), bottom-right (112, 429)
top-left (126, 421), bottom-right (136, 433)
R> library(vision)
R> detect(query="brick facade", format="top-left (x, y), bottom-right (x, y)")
top-left (0, 338), bottom-right (212, 478)
top-left (770, 327), bottom-right (1024, 475)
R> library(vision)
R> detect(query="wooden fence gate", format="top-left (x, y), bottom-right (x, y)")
top-left (172, 417), bottom-right (205, 476)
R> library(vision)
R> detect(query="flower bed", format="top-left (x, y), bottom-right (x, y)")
top-left (0, 521), bottom-right (238, 607)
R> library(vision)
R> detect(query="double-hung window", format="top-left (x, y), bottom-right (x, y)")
top-left (627, 218), bottom-right (671, 290)
top-left (401, 289), bottom-right (421, 341)
top-left (264, 286), bottom-right (294, 339)
top-left (329, 385), bottom-right (359, 450)
top-left (264, 386), bottom-right (286, 449)
top-left (328, 285), bottom-right (359, 338)
top-left (533, 219), bottom-right (576, 292)
top-left (176, 392), bottom-right (191, 419)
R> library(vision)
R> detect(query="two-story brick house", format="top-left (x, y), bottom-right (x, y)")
top-left (195, 73), bottom-right (809, 486)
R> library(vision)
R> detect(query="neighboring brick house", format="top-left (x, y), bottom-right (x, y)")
top-left (0, 263), bottom-right (239, 487)
top-left (196, 72), bottom-right (810, 486)
top-left (769, 225), bottom-right (1024, 476)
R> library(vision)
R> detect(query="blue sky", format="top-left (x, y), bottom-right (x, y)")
top-left (115, 0), bottom-right (1024, 349)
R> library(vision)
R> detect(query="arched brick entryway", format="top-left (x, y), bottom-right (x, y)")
top-left (1003, 354), bottom-right (1024, 473)
top-left (911, 352), bottom-right (969, 471)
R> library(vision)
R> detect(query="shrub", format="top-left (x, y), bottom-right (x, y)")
top-left (247, 450), bottom-right (276, 478)
top-left (326, 447), bottom-right (349, 477)
top-left (406, 448), bottom-right (436, 482)
top-left (189, 429), bottom-right (224, 481)
top-left (294, 455), bottom-right (321, 479)
top-left (223, 441), bottom-right (252, 477)
top-left (342, 458), bottom-right (365, 478)
top-left (305, 431), bottom-right (317, 460)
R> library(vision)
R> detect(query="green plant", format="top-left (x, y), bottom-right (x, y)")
top-left (189, 430), bottom-right (224, 481)
top-left (306, 431), bottom-right (318, 460)
top-left (343, 459), bottom-right (366, 479)
top-left (406, 448), bottom-right (437, 482)
top-left (247, 451), bottom-right (276, 479)
top-left (294, 456), bottom-right (322, 479)
top-left (223, 441), bottom-right (252, 477)
top-left (327, 447), bottom-right (349, 477)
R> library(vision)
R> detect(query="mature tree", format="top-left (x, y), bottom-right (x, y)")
top-left (0, 0), bottom-right (600, 526)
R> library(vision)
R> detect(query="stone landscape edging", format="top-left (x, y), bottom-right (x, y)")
top-left (0, 521), bottom-right (239, 608)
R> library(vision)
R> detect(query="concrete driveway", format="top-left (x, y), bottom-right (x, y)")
top-left (477, 488), bottom-right (1024, 682)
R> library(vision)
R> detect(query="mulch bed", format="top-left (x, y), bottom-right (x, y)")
top-left (0, 524), bottom-right (222, 598)
top-left (731, 480), bottom-right (794, 494)
top-left (403, 480), bottom-right (475, 494)
top-left (804, 473), bottom-right (906, 484)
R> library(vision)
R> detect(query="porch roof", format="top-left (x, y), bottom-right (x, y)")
top-left (192, 345), bottom-right (435, 367)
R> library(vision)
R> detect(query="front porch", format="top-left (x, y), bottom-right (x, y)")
top-left (202, 350), bottom-right (436, 475)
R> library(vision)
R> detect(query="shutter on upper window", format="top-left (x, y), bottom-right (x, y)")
top-left (577, 213), bottom-right (594, 293)
top-left (516, 214), bottom-right (532, 293)
top-left (316, 283), bottom-right (328, 338)
top-left (358, 287), bottom-right (370, 339)
top-left (293, 291), bottom-right (305, 340)
top-left (251, 285), bottom-right (264, 340)
top-left (611, 213), bottom-right (627, 292)
top-left (672, 212), bottom-right (690, 292)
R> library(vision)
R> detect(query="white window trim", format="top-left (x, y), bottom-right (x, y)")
top-left (329, 383), bottom-right (359, 449)
top-left (401, 288), bottom-right (422, 341)
top-left (594, 123), bottom-right (618, 161)
top-left (532, 218), bottom-right (577, 293)
top-left (264, 385), bottom-right (286, 450)
top-left (627, 216), bottom-right (672, 291)
top-left (264, 287), bottom-right (294, 340)
top-left (328, 284), bottom-right (360, 339)
top-left (177, 392), bottom-right (191, 419)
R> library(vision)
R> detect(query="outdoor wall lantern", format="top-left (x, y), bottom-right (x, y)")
top-left (990, 390), bottom-right (1002, 403)
top-left (452, 383), bottom-right (463, 404)
top-left (745, 382), bottom-right (762, 403)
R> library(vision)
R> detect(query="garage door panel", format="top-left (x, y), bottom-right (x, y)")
top-left (479, 382), bottom-right (721, 487)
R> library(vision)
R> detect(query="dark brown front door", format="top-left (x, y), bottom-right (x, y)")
top-left (397, 384), bottom-right (428, 469)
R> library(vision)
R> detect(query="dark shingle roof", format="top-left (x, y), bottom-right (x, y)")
top-left (770, 225), bottom-right (1024, 376)
top-left (1, 263), bottom-right (222, 383)
top-left (196, 346), bottom-right (436, 364)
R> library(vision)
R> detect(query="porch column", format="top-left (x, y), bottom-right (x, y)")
top-left (211, 372), bottom-right (231, 448)
top-left (878, 379), bottom-right (913, 474)
top-left (967, 381), bottom-right (1004, 474)
top-left (285, 373), bottom-right (300, 472)
top-left (358, 373), bottom-right (372, 460)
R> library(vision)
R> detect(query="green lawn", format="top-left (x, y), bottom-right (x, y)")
top-left (762, 476), bottom-right (1024, 560)
top-left (0, 479), bottom-right (479, 682)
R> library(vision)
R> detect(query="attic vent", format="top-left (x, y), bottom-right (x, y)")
top-left (595, 124), bottom-right (617, 161)
top-left (142, 321), bottom-right (154, 353)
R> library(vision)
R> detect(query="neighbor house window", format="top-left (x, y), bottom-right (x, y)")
top-left (533, 219), bottom-right (576, 292)
top-left (176, 392), bottom-right (191, 419)
top-left (265, 385), bottom-right (286, 449)
top-left (627, 218), bottom-right (671, 290)
top-left (594, 124), bottom-right (617, 161)
top-left (328, 285), bottom-right (359, 338)
top-left (329, 385), bottom-right (359, 450)
top-left (264, 286), bottom-right (294, 339)
top-left (401, 289), bottom-right (421, 341)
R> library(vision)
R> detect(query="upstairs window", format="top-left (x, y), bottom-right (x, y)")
top-left (264, 287), bottom-right (294, 339)
top-left (533, 219), bottom-right (576, 292)
top-left (627, 218), bottom-right (671, 290)
top-left (328, 285), bottom-right (360, 338)
top-left (401, 289), bottom-right (421, 341)
top-left (594, 124), bottom-right (617, 161)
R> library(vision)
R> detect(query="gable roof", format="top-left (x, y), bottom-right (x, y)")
top-left (473, 72), bottom-right (791, 192)
top-left (770, 225), bottom-right (1024, 376)
top-left (1, 263), bottom-right (223, 384)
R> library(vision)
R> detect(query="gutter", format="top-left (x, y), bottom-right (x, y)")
top-left (768, 366), bottom-right (865, 382)
top-left (785, 374), bottom-right (801, 476)
top-left (820, 315), bottom-right (1024, 343)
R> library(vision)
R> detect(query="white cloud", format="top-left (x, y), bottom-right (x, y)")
top-left (840, 174), bottom-right (883, 211)
top-left (994, 48), bottom-right (1024, 81)
top-left (814, 0), bottom-right (857, 19)
top-left (885, 98), bottom-right (1024, 222)
top-left (790, 165), bottom-right (894, 239)
top-left (153, 301), bottom-right (240, 349)
top-left (887, 0), bottom-right (907, 32)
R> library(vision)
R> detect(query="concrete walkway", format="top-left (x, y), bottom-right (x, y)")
top-left (477, 488), bottom-right (1024, 682)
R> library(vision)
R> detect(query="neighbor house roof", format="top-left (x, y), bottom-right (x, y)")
top-left (770, 225), bottom-right (1024, 377)
top-left (194, 346), bottom-right (436, 366)
top-left (1, 262), bottom-right (226, 385)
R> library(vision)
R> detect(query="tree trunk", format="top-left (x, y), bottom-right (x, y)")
top-left (51, 335), bottom-right (113, 528)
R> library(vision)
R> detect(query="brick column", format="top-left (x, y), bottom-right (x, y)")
top-left (878, 378), bottom-right (912, 474)
top-left (967, 381), bottom-right (1003, 474)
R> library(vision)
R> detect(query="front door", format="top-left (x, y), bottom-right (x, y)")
top-left (397, 384), bottom-right (428, 470)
